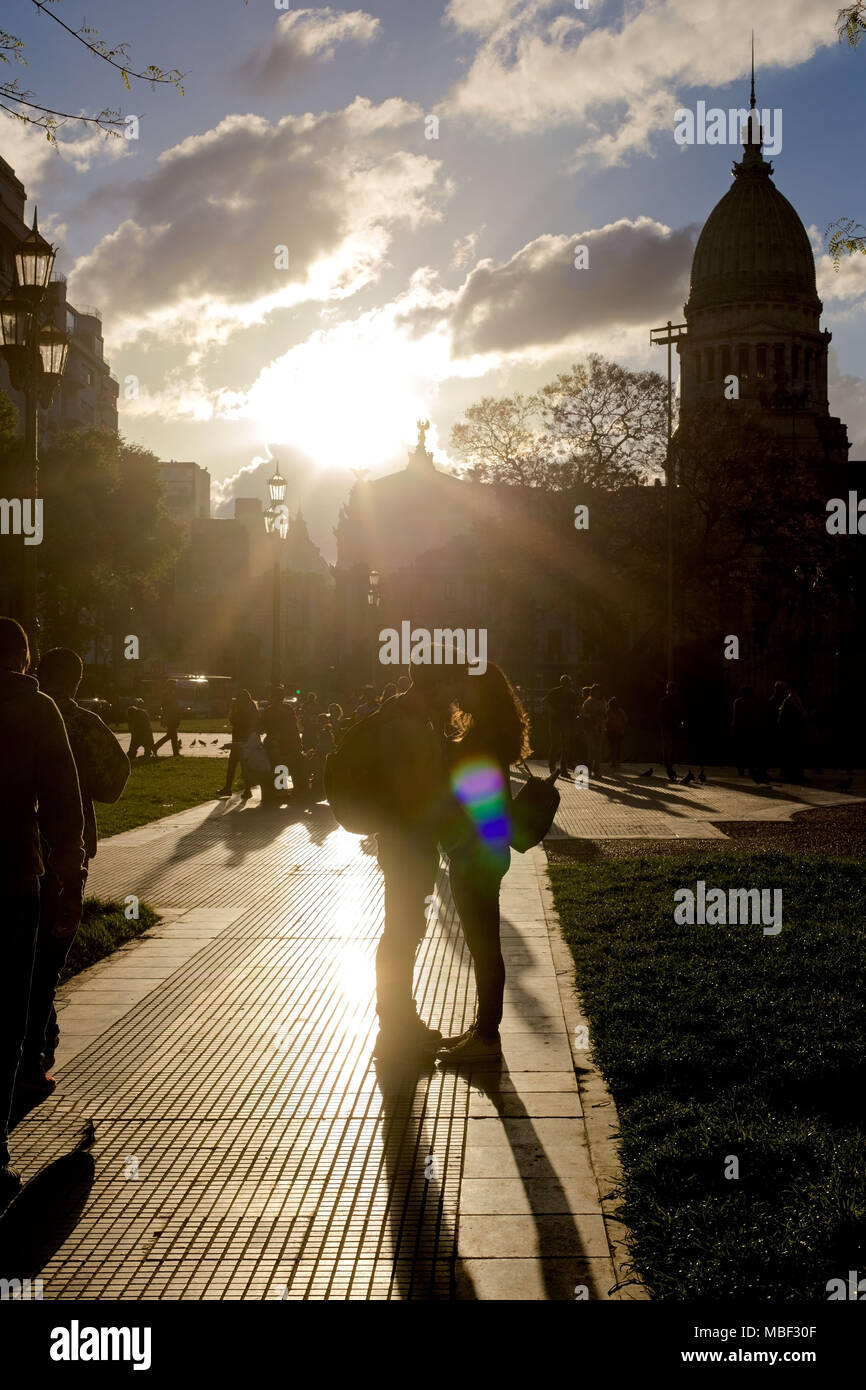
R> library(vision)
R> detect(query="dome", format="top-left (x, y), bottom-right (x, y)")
top-left (686, 141), bottom-right (820, 314)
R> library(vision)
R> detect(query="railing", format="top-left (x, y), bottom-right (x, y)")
top-left (75, 305), bottom-right (102, 322)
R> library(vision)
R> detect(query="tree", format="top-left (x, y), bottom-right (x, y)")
top-left (34, 428), bottom-right (182, 650)
top-left (539, 354), bottom-right (667, 487)
top-left (449, 355), bottom-right (668, 491)
top-left (828, 5), bottom-right (866, 264)
top-left (1, 0), bottom-right (183, 142)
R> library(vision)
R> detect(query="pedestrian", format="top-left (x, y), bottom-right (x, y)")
top-left (217, 689), bottom-right (257, 799)
top-left (127, 697), bottom-right (157, 761)
top-left (300, 692), bottom-right (319, 751)
top-left (0, 619), bottom-right (86, 1206)
top-left (18, 647), bottom-right (130, 1094)
top-left (328, 701), bottom-right (345, 744)
top-left (659, 681), bottom-right (682, 782)
top-left (543, 674), bottom-right (578, 777)
top-left (438, 663), bottom-right (530, 1064)
top-left (731, 686), bottom-right (768, 781)
top-left (261, 686), bottom-right (310, 803)
top-left (153, 678), bottom-right (182, 756)
top-left (605, 696), bottom-right (628, 771)
top-left (308, 712), bottom-right (336, 800)
top-left (776, 681), bottom-right (808, 783)
top-left (581, 684), bottom-right (606, 778)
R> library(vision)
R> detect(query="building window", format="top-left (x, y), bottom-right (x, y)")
top-left (773, 344), bottom-right (785, 381)
top-left (720, 345), bottom-right (731, 379)
top-left (804, 347), bottom-right (813, 382)
top-left (791, 345), bottom-right (801, 379)
top-left (756, 346), bottom-right (767, 380)
top-left (694, 352), bottom-right (702, 384)
top-left (704, 348), bottom-right (714, 382)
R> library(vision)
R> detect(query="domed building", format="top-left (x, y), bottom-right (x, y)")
top-left (678, 86), bottom-right (849, 465)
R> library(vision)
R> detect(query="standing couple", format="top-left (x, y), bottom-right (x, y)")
top-left (328, 657), bottom-right (529, 1064)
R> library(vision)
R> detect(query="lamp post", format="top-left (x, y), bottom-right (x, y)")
top-left (263, 467), bottom-right (288, 688)
top-left (0, 209), bottom-right (69, 646)
top-left (650, 320), bottom-right (687, 684)
top-left (367, 569), bottom-right (381, 687)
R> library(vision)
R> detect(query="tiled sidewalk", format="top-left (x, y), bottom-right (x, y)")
top-left (7, 794), bottom-right (635, 1301)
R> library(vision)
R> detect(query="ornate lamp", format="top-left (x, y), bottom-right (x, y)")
top-left (15, 210), bottom-right (56, 295)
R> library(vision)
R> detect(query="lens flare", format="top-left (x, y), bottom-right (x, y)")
top-left (450, 756), bottom-right (510, 860)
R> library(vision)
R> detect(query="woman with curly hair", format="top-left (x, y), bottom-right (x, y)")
top-left (438, 662), bottom-right (530, 1064)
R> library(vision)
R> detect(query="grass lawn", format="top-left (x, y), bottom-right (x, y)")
top-left (548, 850), bottom-right (866, 1299)
top-left (96, 756), bottom-right (226, 838)
top-left (60, 896), bottom-right (160, 984)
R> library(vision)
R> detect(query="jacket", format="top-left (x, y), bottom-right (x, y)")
top-left (0, 669), bottom-right (86, 893)
top-left (51, 696), bottom-right (130, 859)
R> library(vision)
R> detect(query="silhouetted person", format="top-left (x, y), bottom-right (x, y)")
top-left (261, 686), bottom-right (309, 803)
top-left (374, 663), bottom-right (456, 1058)
top-left (0, 620), bottom-right (85, 1206)
top-left (153, 678), bottom-right (182, 756)
top-left (300, 692), bottom-right (319, 751)
top-left (605, 696), bottom-right (627, 771)
top-left (127, 697), bottom-right (156, 760)
top-left (659, 681), bottom-right (682, 782)
top-left (581, 684), bottom-right (606, 778)
top-left (731, 685), bottom-right (768, 781)
top-left (19, 647), bottom-right (130, 1092)
top-left (438, 664), bottom-right (530, 1064)
top-left (543, 674), bottom-right (578, 776)
top-left (775, 680), bottom-right (807, 783)
top-left (218, 689), bottom-right (257, 798)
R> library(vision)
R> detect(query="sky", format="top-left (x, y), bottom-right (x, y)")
top-left (4, 0), bottom-right (866, 560)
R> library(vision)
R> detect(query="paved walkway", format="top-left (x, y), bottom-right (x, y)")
top-left (9, 791), bottom-right (636, 1301)
top-left (538, 762), bottom-right (860, 840)
top-left (9, 770), bottom-right (855, 1301)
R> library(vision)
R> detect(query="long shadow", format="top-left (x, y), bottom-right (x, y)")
top-left (0, 1148), bottom-right (95, 1283)
top-left (467, 1062), bottom-right (596, 1301)
top-left (374, 1054), bottom-right (476, 1301)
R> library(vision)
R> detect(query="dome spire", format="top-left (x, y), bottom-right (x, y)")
top-left (737, 32), bottom-right (769, 174)
top-left (750, 29), bottom-right (756, 111)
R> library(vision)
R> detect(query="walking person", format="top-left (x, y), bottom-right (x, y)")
top-left (0, 619), bottom-right (85, 1206)
top-left (543, 674), bottom-right (578, 777)
top-left (438, 664), bottom-right (530, 1064)
top-left (581, 683), bottom-right (606, 779)
top-left (127, 697), bottom-right (157, 761)
top-left (605, 696), bottom-right (628, 772)
top-left (217, 689), bottom-right (257, 799)
top-left (19, 647), bottom-right (130, 1093)
top-left (153, 678), bottom-right (182, 757)
top-left (261, 686), bottom-right (310, 803)
top-left (300, 692), bottom-right (319, 752)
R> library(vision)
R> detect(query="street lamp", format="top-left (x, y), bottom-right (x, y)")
top-left (367, 569), bottom-right (381, 687)
top-left (264, 467), bottom-right (288, 687)
top-left (0, 209), bottom-right (69, 645)
top-left (650, 319), bottom-right (687, 684)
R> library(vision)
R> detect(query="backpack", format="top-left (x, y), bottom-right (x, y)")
top-left (323, 708), bottom-right (388, 832)
top-left (510, 762), bottom-right (560, 852)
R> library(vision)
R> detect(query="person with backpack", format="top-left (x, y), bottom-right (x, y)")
top-left (18, 647), bottom-right (130, 1094)
top-left (437, 664), bottom-right (530, 1064)
top-left (324, 660), bottom-right (458, 1059)
top-left (153, 678), bottom-right (182, 757)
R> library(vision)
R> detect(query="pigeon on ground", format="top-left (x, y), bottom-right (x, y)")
top-left (640, 768), bottom-right (654, 778)
top-left (212, 738), bottom-right (219, 744)
top-left (697, 769), bottom-right (706, 784)
top-left (75, 1119), bottom-right (96, 1152)
top-left (681, 770), bottom-right (695, 784)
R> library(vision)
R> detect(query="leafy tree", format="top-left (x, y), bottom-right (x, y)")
top-left (35, 428), bottom-right (182, 649)
top-left (449, 355), bottom-right (668, 491)
top-left (828, 5), bottom-right (866, 264)
top-left (1, 0), bottom-right (183, 142)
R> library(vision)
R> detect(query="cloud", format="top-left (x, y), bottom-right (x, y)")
top-left (400, 217), bottom-right (698, 358)
top-left (441, 0), bottom-right (840, 167)
top-left (68, 97), bottom-right (449, 349)
top-left (241, 7), bottom-right (380, 87)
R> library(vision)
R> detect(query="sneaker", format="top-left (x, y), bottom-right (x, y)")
top-left (439, 1023), bottom-right (476, 1049)
top-left (437, 1027), bottom-right (502, 1064)
top-left (374, 1015), bottom-right (442, 1059)
top-left (15, 1066), bottom-right (56, 1096)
